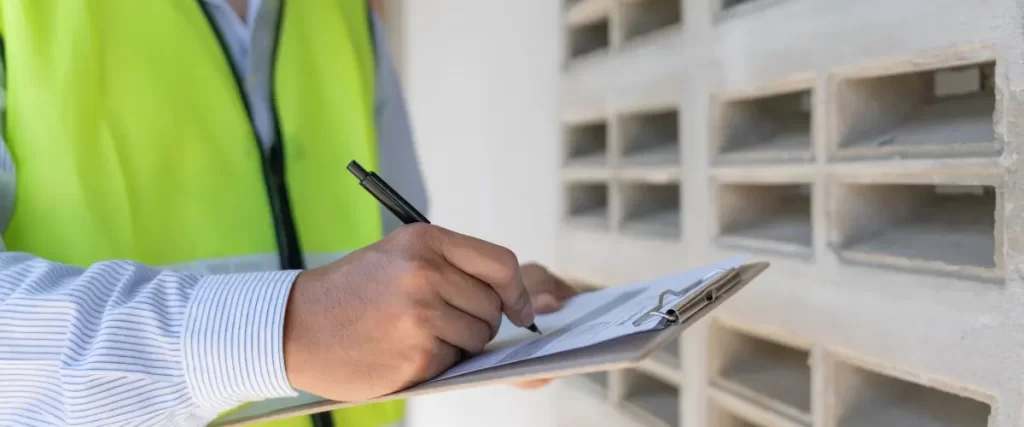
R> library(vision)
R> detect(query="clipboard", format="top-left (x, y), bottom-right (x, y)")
top-left (211, 261), bottom-right (769, 426)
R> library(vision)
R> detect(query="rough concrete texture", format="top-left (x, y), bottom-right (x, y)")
top-left (556, 0), bottom-right (1024, 426)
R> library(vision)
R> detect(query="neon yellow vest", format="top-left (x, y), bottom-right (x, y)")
top-left (0, 1), bottom-right (402, 426)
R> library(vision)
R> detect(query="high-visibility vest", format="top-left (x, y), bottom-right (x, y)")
top-left (0, 1), bottom-right (403, 426)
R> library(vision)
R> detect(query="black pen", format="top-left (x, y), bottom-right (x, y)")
top-left (347, 160), bottom-right (542, 335)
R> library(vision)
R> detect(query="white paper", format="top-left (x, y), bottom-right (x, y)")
top-left (431, 256), bottom-right (746, 382)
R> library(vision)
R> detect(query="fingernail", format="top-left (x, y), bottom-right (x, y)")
top-left (534, 293), bottom-right (559, 313)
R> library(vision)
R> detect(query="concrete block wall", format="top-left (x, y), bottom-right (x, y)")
top-left (554, 0), bottom-right (1024, 426)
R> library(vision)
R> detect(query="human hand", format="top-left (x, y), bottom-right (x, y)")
top-left (511, 262), bottom-right (578, 390)
top-left (282, 223), bottom-right (535, 401)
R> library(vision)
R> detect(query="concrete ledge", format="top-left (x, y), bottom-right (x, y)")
top-left (709, 387), bottom-right (808, 427)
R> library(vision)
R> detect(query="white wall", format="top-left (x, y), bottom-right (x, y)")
top-left (400, 1), bottom-right (562, 427)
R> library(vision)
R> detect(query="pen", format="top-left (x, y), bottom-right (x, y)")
top-left (347, 160), bottom-right (543, 335)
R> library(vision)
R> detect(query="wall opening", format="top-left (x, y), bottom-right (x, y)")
top-left (639, 336), bottom-right (683, 387)
top-left (833, 183), bottom-right (997, 277)
top-left (566, 121), bottom-right (608, 167)
top-left (620, 181), bottom-right (681, 239)
top-left (568, 18), bottom-right (610, 59)
top-left (834, 61), bottom-right (997, 159)
top-left (832, 359), bottom-right (991, 427)
top-left (717, 89), bottom-right (813, 163)
top-left (623, 0), bottom-right (682, 40)
top-left (620, 369), bottom-right (681, 427)
top-left (566, 182), bottom-right (610, 229)
top-left (722, 0), bottom-right (759, 10)
top-left (710, 324), bottom-right (812, 423)
top-left (621, 108), bottom-right (680, 167)
top-left (717, 183), bottom-right (812, 256)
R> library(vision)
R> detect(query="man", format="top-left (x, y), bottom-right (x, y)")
top-left (0, 1), bottom-right (575, 426)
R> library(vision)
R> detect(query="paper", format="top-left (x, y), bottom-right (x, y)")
top-left (431, 256), bottom-right (746, 382)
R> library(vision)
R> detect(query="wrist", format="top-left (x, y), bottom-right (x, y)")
top-left (281, 268), bottom-right (324, 393)
top-left (283, 270), bottom-right (307, 391)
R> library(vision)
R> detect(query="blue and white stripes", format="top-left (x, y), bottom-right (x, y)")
top-left (184, 269), bottom-right (299, 413)
top-left (0, 253), bottom-right (300, 426)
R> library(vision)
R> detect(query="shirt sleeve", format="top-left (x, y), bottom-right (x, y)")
top-left (0, 55), bottom-right (300, 427)
top-left (0, 256), bottom-right (301, 426)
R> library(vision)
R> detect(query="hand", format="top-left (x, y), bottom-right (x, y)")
top-left (282, 223), bottom-right (535, 401)
top-left (511, 262), bottom-right (578, 390)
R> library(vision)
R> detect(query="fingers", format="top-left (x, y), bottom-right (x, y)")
top-left (435, 268), bottom-right (503, 340)
top-left (431, 301), bottom-right (494, 355)
top-left (532, 293), bottom-right (564, 314)
top-left (512, 378), bottom-right (554, 389)
top-left (427, 226), bottom-right (534, 327)
top-left (521, 263), bottom-right (578, 314)
top-left (542, 275), bottom-right (577, 301)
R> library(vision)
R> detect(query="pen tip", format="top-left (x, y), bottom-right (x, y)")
top-left (527, 323), bottom-right (542, 335)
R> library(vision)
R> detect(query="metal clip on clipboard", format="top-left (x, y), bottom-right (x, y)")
top-left (631, 267), bottom-right (742, 328)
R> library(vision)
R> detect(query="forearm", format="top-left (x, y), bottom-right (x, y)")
top-left (0, 251), bottom-right (299, 425)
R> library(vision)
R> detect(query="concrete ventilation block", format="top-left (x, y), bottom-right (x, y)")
top-left (833, 183), bottom-right (997, 280)
top-left (566, 120), bottom-right (608, 167)
top-left (832, 360), bottom-right (991, 427)
top-left (620, 181), bottom-right (681, 239)
top-left (623, 0), bottom-right (682, 41)
top-left (717, 89), bottom-right (813, 163)
top-left (619, 369), bottom-right (681, 427)
top-left (716, 183), bottom-right (813, 257)
top-left (621, 108), bottom-right (681, 168)
top-left (566, 181), bottom-right (610, 229)
top-left (834, 61), bottom-right (996, 159)
top-left (710, 324), bottom-right (812, 425)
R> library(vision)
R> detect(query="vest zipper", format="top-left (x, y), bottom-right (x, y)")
top-left (263, 140), bottom-right (305, 270)
top-left (198, 2), bottom-right (305, 272)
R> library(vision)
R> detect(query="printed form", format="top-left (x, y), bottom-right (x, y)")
top-left (431, 256), bottom-right (745, 382)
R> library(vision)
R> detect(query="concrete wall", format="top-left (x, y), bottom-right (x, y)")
top-left (555, 0), bottom-right (1024, 426)
top-left (394, 0), bottom-right (1024, 426)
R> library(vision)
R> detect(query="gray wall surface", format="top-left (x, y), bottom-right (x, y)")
top-left (555, 0), bottom-right (1023, 426)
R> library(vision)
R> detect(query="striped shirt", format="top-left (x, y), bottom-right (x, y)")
top-left (0, 0), bottom-right (426, 425)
